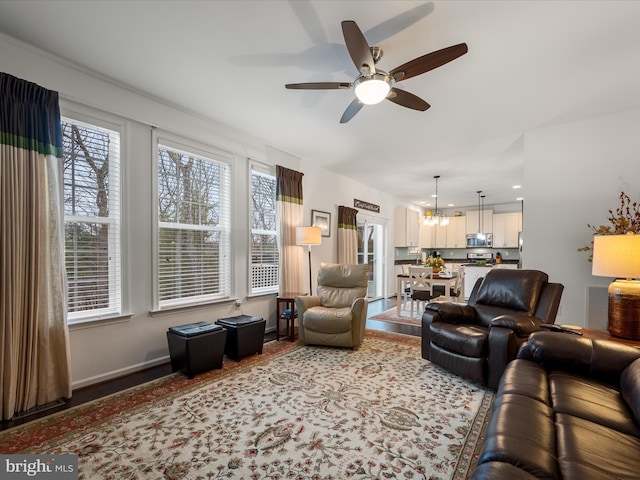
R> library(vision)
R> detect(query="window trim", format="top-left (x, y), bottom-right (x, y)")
top-left (152, 130), bottom-right (234, 311)
top-left (60, 107), bottom-right (125, 324)
top-left (248, 161), bottom-right (279, 295)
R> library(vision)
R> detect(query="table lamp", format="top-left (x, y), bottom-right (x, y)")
top-left (592, 233), bottom-right (640, 339)
top-left (296, 226), bottom-right (321, 295)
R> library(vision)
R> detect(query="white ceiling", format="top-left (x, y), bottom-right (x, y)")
top-left (1, 0), bottom-right (639, 210)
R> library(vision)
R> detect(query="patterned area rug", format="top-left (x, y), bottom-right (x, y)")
top-left (1, 331), bottom-right (493, 480)
top-left (369, 306), bottom-right (423, 326)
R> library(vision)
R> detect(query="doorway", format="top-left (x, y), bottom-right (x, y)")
top-left (357, 217), bottom-right (385, 300)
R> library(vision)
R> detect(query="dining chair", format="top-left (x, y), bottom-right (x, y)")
top-left (434, 265), bottom-right (465, 302)
top-left (400, 264), bottom-right (412, 311)
top-left (409, 266), bottom-right (437, 319)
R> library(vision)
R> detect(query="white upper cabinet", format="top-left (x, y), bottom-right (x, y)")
top-left (493, 212), bottom-right (522, 248)
top-left (419, 222), bottom-right (435, 248)
top-left (446, 216), bottom-right (467, 248)
top-left (394, 206), bottom-right (420, 247)
top-left (434, 223), bottom-right (448, 248)
top-left (466, 209), bottom-right (494, 235)
top-left (420, 216), bottom-right (466, 249)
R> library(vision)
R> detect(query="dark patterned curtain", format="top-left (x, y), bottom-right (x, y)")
top-left (338, 206), bottom-right (358, 264)
top-left (276, 165), bottom-right (304, 293)
top-left (0, 73), bottom-right (72, 420)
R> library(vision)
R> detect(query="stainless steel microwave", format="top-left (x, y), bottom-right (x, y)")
top-left (466, 233), bottom-right (493, 248)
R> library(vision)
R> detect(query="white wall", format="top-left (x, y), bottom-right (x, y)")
top-left (524, 108), bottom-right (640, 326)
top-left (301, 162), bottom-right (401, 297)
top-left (0, 34), bottom-right (403, 388)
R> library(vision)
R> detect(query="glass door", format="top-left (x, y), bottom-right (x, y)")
top-left (357, 218), bottom-right (385, 300)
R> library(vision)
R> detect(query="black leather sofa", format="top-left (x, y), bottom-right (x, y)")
top-left (422, 269), bottom-right (564, 389)
top-left (472, 331), bottom-right (640, 480)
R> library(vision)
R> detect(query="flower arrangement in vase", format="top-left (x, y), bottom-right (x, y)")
top-left (425, 256), bottom-right (445, 273)
top-left (577, 191), bottom-right (640, 262)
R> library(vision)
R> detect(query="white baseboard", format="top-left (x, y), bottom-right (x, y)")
top-left (73, 327), bottom-right (278, 389)
top-left (72, 355), bottom-right (171, 390)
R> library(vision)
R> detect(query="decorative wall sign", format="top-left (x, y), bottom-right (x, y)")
top-left (311, 210), bottom-right (331, 237)
top-left (354, 199), bottom-right (380, 213)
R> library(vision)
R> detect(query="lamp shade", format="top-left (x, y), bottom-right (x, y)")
top-left (296, 226), bottom-right (322, 246)
top-left (592, 234), bottom-right (640, 279)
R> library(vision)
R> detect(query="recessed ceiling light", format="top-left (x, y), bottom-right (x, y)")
top-left (512, 185), bottom-right (522, 189)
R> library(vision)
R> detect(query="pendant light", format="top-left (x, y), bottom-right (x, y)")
top-left (424, 175), bottom-right (449, 226)
top-left (478, 192), bottom-right (486, 240)
top-left (476, 190), bottom-right (482, 232)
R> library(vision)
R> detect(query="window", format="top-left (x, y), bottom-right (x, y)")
top-left (62, 116), bottom-right (121, 321)
top-left (156, 141), bottom-right (231, 308)
top-left (250, 164), bottom-right (278, 294)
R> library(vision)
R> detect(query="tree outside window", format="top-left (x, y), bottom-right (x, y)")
top-left (250, 167), bottom-right (278, 294)
top-left (157, 144), bottom-right (231, 307)
top-left (62, 118), bottom-right (121, 319)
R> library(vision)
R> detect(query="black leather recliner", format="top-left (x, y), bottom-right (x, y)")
top-left (421, 269), bottom-right (564, 389)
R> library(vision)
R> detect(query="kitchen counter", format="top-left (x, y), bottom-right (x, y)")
top-left (394, 259), bottom-right (519, 266)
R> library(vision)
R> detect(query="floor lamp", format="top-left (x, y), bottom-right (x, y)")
top-left (296, 226), bottom-right (322, 295)
top-left (592, 233), bottom-right (640, 339)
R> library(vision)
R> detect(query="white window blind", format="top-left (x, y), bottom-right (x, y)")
top-left (157, 142), bottom-right (231, 308)
top-left (250, 164), bottom-right (278, 294)
top-left (62, 116), bottom-right (121, 321)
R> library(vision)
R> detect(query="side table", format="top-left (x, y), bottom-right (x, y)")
top-left (276, 293), bottom-right (306, 341)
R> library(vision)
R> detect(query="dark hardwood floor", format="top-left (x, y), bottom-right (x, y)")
top-left (1, 297), bottom-right (416, 431)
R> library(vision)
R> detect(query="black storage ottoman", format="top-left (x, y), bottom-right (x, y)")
top-left (215, 315), bottom-right (266, 361)
top-left (167, 322), bottom-right (227, 378)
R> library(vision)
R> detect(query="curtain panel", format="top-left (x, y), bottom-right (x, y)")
top-left (338, 205), bottom-right (358, 264)
top-left (0, 73), bottom-right (72, 420)
top-left (276, 165), bottom-right (304, 294)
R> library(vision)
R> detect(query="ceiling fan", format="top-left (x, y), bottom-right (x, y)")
top-left (285, 20), bottom-right (468, 123)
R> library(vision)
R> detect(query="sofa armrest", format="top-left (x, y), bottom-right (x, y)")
top-left (295, 295), bottom-right (321, 311)
top-left (424, 302), bottom-right (476, 324)
top-left (524, 331), bottom-right (640, 385)
top-left (491, 314), bottom-right (544, 336)
top-left (421, 302), bottom-right (476, 362)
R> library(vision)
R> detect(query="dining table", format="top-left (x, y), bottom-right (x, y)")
top-left (396, 272), bottom-right (458, 317)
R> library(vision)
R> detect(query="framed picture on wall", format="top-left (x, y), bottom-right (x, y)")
top-left (311, 209), bottom-right (331, 237)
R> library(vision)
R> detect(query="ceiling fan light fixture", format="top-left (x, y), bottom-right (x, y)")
top-left (354, 73), bottom-right (391, 105)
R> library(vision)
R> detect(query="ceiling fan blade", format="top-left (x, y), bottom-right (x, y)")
top-left (389, 43), bottom-right (468, 82)
top-left (340, 98), bottom-right (364, 123)
top-left (386, 88), bottom-right (430, 111)
top-left (285, 82), bottom-right (351, 90)
top-left (341, 20), bottom-right (375, 74)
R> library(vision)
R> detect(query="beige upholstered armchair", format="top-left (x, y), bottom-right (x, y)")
top-left (295, 263), bottom-right (369, 349)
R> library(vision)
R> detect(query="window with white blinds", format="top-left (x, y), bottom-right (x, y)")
top-left (62, 116), bottom-right (121, 321)
top-left (250, 164), bottom-right (278, 294)
top-left (157, 142), bottom-right (231, 308)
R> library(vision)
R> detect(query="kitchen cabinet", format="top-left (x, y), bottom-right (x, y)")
top-left (493, 212), bottom-right (522, 248)
top-left (466, 209), bottom-right (493, 235)
top-left (419, 222), bottom-right (434, 248)
top-left (434, 223), bottom-right (447, 248)
top-left (446, 216), bottom-right (467, 248)
top-left (394, 206), bottom-right (420, 247)
top-left (421, 216), bottom-right (465, 249)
